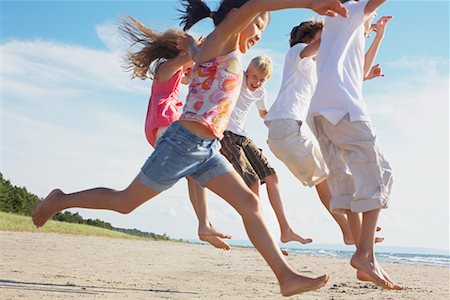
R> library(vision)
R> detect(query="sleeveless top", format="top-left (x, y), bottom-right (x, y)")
top-left (145, 70), bottom-right (183, 147)
top-left (180, 50), bottom-right (243, 138)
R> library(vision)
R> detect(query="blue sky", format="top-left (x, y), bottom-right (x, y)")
top-left (2, 1), bottom-right (449, 251)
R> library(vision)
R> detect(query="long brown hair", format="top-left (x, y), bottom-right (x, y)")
top-left (118, 16), bottom-right (183, 79)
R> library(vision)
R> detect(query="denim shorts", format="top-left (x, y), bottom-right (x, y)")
top-left (138, 121), bottom-right (234, 191)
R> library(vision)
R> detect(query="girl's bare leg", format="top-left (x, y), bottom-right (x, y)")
top-left (186, 177), bottom-right (231, 250)
top-left (32, 177), bottom-right (160, 227)
top-left (205, 171), bottom-right (329, 296)
top-left (263, 174), bottom-right (312, 244)
top-left (315, 180), bottom-right (354, 245)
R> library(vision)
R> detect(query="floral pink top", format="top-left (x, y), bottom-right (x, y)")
top-left (145, 70), bottom-right (183, 147)
top-left (180, 50), bottom-right (243, 138)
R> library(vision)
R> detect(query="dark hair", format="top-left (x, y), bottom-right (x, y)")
top-left (178, 0), bottom-right (249, 31)
top-left (118, 16), bottom-right (183, 79)
top-left (289, 19), bottom-right (324, 47)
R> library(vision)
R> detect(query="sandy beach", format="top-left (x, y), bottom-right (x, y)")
top-left (1, 231), bottom-right (448, 299)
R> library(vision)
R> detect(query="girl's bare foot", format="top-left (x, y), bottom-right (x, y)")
top-left (32, 189), bottom-right (64, 228)
top-left (357, 268), bottom-right (404, 290)
top-left (280, 274), bottom-right (329, 296)
top-left (280, 228), bottom-right (312, 244)
top-left (198, 225), bottom-right (232, 250)
top-left (350, 252), bottom-right (393, 289)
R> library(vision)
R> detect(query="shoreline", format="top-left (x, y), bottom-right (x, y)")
top-left (1, 231), bottom-right (449, 299)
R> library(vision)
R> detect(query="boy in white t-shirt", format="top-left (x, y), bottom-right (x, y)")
top-left (265, 20), bottom-right (356, 246)
top-left (308, 0), bottom-right (402, 290)
top-left (221, 56), bottom-right (313, 247)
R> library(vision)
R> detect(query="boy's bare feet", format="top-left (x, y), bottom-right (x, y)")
top-left (350, 251), bottom-right (393, 289)
top-left (280, 274), bottom-right (329, 296)
top-left (32, 189), bottom-right (64, 228)
top-left (357, 268), bottom-right (404, 290)
top-left (198, 225), bottom-right (232, 250)
top-left (280, 228), bottom-right (313, 244)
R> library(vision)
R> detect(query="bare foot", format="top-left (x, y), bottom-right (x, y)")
top-left (356, 255), bottom-right (404, 291)
top-left (280, 228), bottom-right (312, 244)
top-left (199, 234), bottom-right (231, 250)
top-left (350, 252), bottom-right (392, 289)
top-left (357, 268), bottom-right (404, 290)
top-left (32, 189), bottom-right (64, 228)
top-left (280, 274), bottom-right (329, 296)
top-left (198, 225), bottom-right (232, 250)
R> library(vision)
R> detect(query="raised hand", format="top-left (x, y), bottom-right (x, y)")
top-left (176, 33), bottom-right (196, 56)
top-left (372, 16), bottom-right (392, 38)
top-left (309, 0), bottom-right (348, 18)
top-left (365, 64), bottom-right (384, 80)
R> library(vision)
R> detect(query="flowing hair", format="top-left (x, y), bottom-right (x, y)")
top-left (118, 16), bottom-right (184, 79)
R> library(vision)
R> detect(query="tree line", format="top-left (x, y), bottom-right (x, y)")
top-left (0, 173), bottom-right (170, 240)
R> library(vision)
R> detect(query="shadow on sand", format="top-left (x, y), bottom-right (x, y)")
top-left (0, 279), bottom-right (199, 296)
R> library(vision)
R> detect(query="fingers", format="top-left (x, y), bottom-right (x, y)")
top-left (312, 0), bottom-right (348, 18)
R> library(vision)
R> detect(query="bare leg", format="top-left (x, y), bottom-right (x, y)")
top-left (348, 213), bottom-right (401, 289)
top-left (346, 211), bottom-right (384, 245)
top-left (205, 171), bottom-right (329, 296)
top-left (186, 177), bottom-right (231, 250)
top-left (350, 208), bottom-right (399, 290)
top-left (249, 179), bottom-right (292, 255)
top-left (346, 210), bottom-right (362, 245)
top-left (32, 177), bottom-right (160, 227)
top-left (263, 174), bottom-right (312, 245)
top-left (315, 180), bottom-right (354, 245)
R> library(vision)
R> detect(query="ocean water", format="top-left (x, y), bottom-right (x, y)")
top-left (188, 239), bottom-right (450, 268)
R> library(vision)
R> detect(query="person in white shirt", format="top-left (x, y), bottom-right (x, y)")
top-left (265, 20), bottom-right (358, 247)
top-left (307, 0), bottom-right (402, 290)
top-left (220, 56), bottom-right (312, 248)
top-left (221, 56), bottom-right (313, 248)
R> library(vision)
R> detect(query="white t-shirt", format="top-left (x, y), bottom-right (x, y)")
top-left (265, 43), bottom-right (317, 124)
top-left (226, 73), bottom-right (267, 137)
top-left (308, 0), bottom-right (372, 127)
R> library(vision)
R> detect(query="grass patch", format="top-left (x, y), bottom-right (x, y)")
top-left (0, 211), bottom-right (142, 240)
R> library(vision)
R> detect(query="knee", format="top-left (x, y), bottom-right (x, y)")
top-left (264, 173), bottom-right (278, 185)
top-left (114, 191), bottom-right (136, 214)
top-left (239, 193), bottom-right (262, 218)
top-left (116, 205), bottom-right (134, 215)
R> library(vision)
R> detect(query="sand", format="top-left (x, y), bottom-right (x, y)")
top-left (1, 231), bottom-right (448, 299)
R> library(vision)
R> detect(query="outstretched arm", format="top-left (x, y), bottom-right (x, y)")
top-left (214, 0), bottom-right (347, 45)
top-left (364, 16), bottom-right (391, 79)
